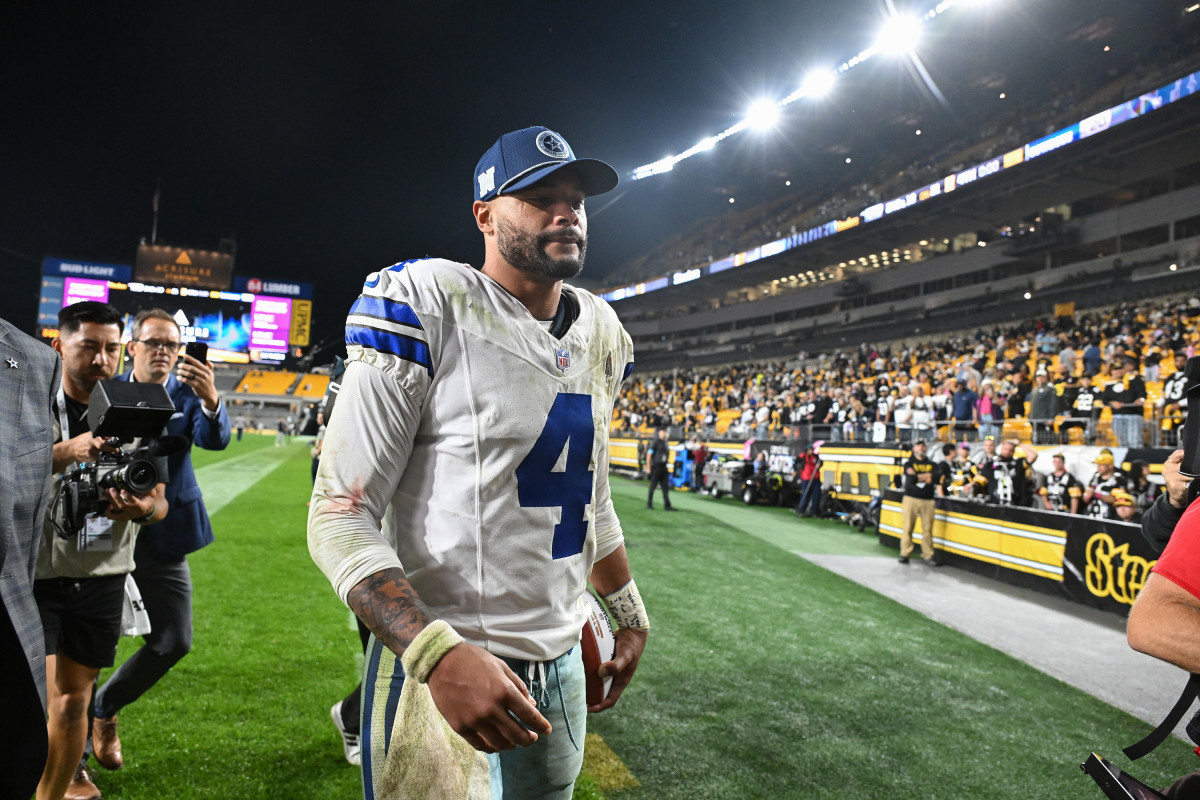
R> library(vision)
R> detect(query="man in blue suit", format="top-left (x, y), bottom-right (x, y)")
top-left (91, 308), bottom-right (230, 771)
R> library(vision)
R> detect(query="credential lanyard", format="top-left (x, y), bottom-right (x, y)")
top-left (55, 384), bottom-right (71, 444)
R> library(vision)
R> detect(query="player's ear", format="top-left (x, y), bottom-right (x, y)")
top-left (473, 200), bottom-right (494, 235)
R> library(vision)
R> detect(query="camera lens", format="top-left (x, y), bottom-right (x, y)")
top-left (112, 459), bottom-right (159, 493)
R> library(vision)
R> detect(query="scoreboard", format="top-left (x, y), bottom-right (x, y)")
top-left (38, 258), bottom-right (313, 364)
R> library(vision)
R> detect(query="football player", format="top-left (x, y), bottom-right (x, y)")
top-left (309, 127), bottom-right (647, 800)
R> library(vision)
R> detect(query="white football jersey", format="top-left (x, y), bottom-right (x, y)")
top-left (309, 259), bottom-right (634, 661)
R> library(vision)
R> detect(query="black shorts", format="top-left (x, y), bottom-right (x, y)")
top-left (34, 575), bottom-right (126, 669)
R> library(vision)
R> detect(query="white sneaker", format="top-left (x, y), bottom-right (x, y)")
top-left (330, 701), bottom-right (361, 766)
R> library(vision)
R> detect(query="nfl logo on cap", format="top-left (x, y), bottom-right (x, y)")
top-left (556, 347), bottom-right (571, 373)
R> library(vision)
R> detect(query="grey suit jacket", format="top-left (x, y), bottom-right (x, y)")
top-left (0, 317), bottom-right (60, 709)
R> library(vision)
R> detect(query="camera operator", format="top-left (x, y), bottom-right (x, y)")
top-left (1128, 471), bottom-right (1200, 685)
top-left (91, 308), bottom-right (230, 774)
top-left (1125, 449), bottom-right (1200, 798)
top-left (34, 302), bottom-right (168, 800)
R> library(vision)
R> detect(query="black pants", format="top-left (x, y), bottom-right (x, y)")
top-left (94, 554), bottom-right (192, 719)
top-left (0, 603), bottom-right (47, 800)
top-left (647, 464), bottom-right (672, 508)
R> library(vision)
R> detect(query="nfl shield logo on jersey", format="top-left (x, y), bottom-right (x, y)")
top-left (555, 347), bottom-right (571, 373)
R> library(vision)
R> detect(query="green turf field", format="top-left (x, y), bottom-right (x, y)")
top-left (83, 437), bottom-right (1198, 799)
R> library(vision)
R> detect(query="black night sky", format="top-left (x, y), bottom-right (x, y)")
top-left (0, 0), bottom-right (1185, 355)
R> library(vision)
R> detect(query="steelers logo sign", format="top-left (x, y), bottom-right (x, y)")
top-left (536, 131), bottom-right (569, 160)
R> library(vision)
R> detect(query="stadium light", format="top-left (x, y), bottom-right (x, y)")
top-left (746, 99), bottom-right (781, 130)
top-left (874, 14), bottom-right (923, 55)
top-left (799, 70), bottom-right (836, 99)
top-left (629, 0), bottom-right (963, 181)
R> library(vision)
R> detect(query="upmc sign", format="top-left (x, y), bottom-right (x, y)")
top-left (135, 245), bottom-right (233, 290)
top-left (234, 276), bottom-right (313, 299)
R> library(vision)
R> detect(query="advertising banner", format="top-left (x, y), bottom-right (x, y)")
top-left (878, 490), bottom-right (1151, 616)
top-left (289, 299), bottom-right (312, 347)
top-left (42, 257), bottom-right (131, 281)
top-left (234, 276), bottom-right (313, 299)
top-left (135, 245), bottom-right (234, 289)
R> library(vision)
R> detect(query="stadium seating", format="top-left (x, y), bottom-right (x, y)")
top-left (612, 289), bottom-right (1198, 450)
top-left (293, 374), bottom-right (331, 399)
top-left (235, 370), bottom-right (298, 396)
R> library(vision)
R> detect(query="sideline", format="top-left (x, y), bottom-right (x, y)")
top-left (801, 552), bottom-right (1193, 742)
top-left (612, 477), bottom-right (1192, 741)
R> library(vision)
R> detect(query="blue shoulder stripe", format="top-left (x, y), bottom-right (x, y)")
top-left (349, 295), bottom-right (423, 330)
top-left (345, 324), bottom-right (434, 378)
top-left (622, 361), bottom-right (635, 381)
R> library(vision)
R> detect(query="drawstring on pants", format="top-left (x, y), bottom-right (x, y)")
top-left (524, 657), bottom-right (579, 752)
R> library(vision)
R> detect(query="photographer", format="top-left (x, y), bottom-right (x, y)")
top-left (34, 302), bottom-right (168, 800)
top-left (91, 308), bottom-right (229, 774)
top-left (1128, 473), bottom-right (1200, 673)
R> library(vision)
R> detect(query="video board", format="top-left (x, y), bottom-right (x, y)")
top-left (39, 258), bottom-right (310, 364)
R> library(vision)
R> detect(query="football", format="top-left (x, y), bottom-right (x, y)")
top-left (580, 591), bottom-right (615, 706)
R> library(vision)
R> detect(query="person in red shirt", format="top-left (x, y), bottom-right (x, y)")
top-left (793, 445), bottom-right (823, 517)
top-left (1128, 450), bottom-right (1200, 670)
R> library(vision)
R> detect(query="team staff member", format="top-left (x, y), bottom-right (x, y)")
top-left (1038, 453), bottom-right (1082, 514)
top-left (0, 315), bottom-right (60, 800)
top-left (646, 427), bottom-right (675, 511)
top-left (35, 302), bottom-right (168, 800)
top-left (898, 439), bottom-right (939, 565)
top-left (309, 126), bottom-right (647, 799)
top-left (91, 309), bottom-right (230, 772)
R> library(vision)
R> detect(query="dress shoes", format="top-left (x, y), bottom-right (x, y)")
top-left (93, 715), bottom-right (123, 770)
top-left (66, 763), bottom-right (102, 800)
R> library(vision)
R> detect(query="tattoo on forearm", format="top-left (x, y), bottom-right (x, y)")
top-left (346, 568), bottom-right (430, 654)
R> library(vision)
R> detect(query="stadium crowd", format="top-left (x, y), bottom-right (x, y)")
top-left (612, 292), bottom-right (1199, 455)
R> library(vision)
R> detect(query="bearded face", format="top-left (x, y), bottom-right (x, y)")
top-left (495, 218), bottom-right (587, 281)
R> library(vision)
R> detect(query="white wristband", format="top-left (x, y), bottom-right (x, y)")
top-left (602, 580), bottom-right (650, 630)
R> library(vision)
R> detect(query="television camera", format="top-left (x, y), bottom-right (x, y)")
top-left (58, 380), bottom-right (185, 537)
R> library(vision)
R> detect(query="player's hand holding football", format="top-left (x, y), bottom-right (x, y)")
top-left (427, 641), bottom-right (552, 753)
top-left (589, 627), bottom-right (647, 713)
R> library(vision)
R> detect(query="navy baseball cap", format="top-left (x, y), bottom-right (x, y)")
top-left (473, 126), bottom-right (619, 202)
